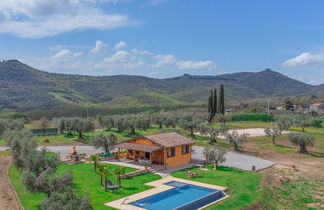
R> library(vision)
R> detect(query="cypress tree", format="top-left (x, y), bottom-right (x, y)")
top-left (208, 90), bottom-right (213, 122)
top-left (213, 88), bottom-right (217, 117)
top-left (219, 84), bottom-right (225, 115)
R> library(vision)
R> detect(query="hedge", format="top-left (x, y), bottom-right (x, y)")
top-left (231, 114), bottom-right (274, 122)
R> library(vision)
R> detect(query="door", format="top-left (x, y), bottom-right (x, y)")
top-left (145, 152), bottom-right (150, 159)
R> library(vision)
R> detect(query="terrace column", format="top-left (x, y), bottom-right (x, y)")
top-left (149, 152), bottom-right (152, 167)
top-left (163, 148), bottom-right (167, 166)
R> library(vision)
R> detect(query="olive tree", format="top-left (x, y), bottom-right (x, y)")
top-left (114, 116), bottom-right (126, 132)
top-left (199, 124), bottom-right (228, 143)
top-left (164, 113), bottom-right (179, 128)
top-left (179, 113), bottom-right (203, 136)
top-left (288, 132), bottom-right (315, 153)
top-left (26, 148), bottom-right (60, 176)
top-left (226, 130), bottom-right (249, 151)
top-left (203, 145), bottom-right (227, 170)
top-left (72, 118), bottom-right (95, 140)
top-left (203, 145), bottom-right (212, 167)
top-left (264, 123), bottom-right (282, 145)
top-left (41, 188), bottom-right (92, 210)
top-left (53, 118), bottom-right (66, 134)
top-left (210, 146), bottom-right (227, 170)
top-left (291, 115), bottom-right (314, 132)
top-left (0, 119), bottom-right (24, 136)
top-left (64, 118), bottom-right (75, 136)
top-left (152, 113), bottom-right (166, 129)
top-left (124, 115), bottom-right (141, 136)
top-left (3, 129), bottom-right (37, 168)
top-left (91, 133), bottom-right (117, 153)
top-left (100, 116), bottom-right (115, 131)
top-left (275, 115), bottom-right (293, 131)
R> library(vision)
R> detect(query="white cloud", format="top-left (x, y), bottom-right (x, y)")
top-left (131, 48), bottom-right (152, 55)
top-left (90, 40), bottom-right (107, 53)
top-left (282, 52), bottom-right (324, 67)
top-left (176, 60), bottom-right (216, 70)
top-left (94, 50), bottom-right (144, 73)
top-left (52, 49), bottom-right (83, 61)
top-left (114, 41), bottom-right (128, 50)
top-left (0, 0), bottom-right (133, 38)
top-left (152, 54), bottom-right (176, 67)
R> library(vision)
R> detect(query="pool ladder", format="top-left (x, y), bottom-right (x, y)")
top-left (121, 197), bottom-right (130, 205)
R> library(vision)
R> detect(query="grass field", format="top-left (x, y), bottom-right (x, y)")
top-left (171, 166), bottom-right (262, 210)
top-left (213, 121), bottom-right (271, 129)
top-left (9, 163), bottom-right (161, 210)
top-left (0, 138), bottom-right (5, 146)
top-left (261, 174), bottom-right (324, 209)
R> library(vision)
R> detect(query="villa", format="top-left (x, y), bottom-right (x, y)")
top-left (116, 132), bottom-right (194, 169)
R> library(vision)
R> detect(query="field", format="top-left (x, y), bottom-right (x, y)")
top-left (33, 121), bottom-right (272, 147)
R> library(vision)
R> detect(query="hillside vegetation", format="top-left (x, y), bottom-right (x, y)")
top-left (1, 60), bottom-right (323, 112)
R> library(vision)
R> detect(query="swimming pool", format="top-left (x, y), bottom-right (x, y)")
top-left (129, 181), bottom-right (225, 210)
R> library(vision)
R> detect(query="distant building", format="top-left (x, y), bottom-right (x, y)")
top-left (310, 103), bottom-right (324, 113)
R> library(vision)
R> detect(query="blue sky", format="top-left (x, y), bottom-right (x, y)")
top-left (1, 0), bottom-right (324, 84)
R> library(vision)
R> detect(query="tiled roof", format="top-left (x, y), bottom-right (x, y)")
top-left (144, 132), bottom-right (194, 147)
top-left (117, 142), bottom-right (162, 152)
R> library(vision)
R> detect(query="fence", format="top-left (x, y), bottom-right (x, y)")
top-left (30, 128), bottom-right (58, 136)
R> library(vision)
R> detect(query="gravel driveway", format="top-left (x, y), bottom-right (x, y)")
top-left (192, 146), bottom-right (275, 171)
top-left (38, 146), bottom-right (103, 160)
top-left (196, 128), bottom-right (288, 139)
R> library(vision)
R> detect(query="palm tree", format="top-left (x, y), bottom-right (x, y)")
top-left (90, 154), bottom-right (101, 172)
top-left (113, 167), bottom-right (126, 187)
top-left (96, 164), bottom-right (106, 186)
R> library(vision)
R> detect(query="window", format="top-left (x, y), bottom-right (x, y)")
top-left (167, 147), bottom-right (175, 158)
top-left (182, 145), bottom-right (190, 154)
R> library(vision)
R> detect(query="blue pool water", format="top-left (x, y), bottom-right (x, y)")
top-left (130, 181), bottom-right (224, 210)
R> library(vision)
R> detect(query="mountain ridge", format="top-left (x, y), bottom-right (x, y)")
top-left (0, 60), bottom-right (323, 111)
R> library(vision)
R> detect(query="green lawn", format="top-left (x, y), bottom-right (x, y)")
top-left (9, 165), bottom-right (47, 210)
top-left (213, 121), bottom-right (271, 129)
top-left (9, 163), bottom-right (161, 210)
top-left (171, 166), bottom-right (262, 210)
top-left (0, 138), bottom-right (5, 146)
top-left (261, 177), bottom-right (324, 209)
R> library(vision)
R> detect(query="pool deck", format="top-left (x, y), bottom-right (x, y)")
top-left (105, 176), bottom-right (228, 210)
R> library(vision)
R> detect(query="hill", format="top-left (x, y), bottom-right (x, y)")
top-left (0, 60), bottom-right (322, 113)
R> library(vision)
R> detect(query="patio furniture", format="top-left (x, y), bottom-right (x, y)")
top-left (186, 170), bottom-right (200, 178)
top-left (107, 180), bottom-right (119, 190)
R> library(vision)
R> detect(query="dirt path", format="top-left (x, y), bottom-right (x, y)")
top-left (243, 140), bottom-right (324, 179)
top-left (0, 155), bottom-right (23, 210)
